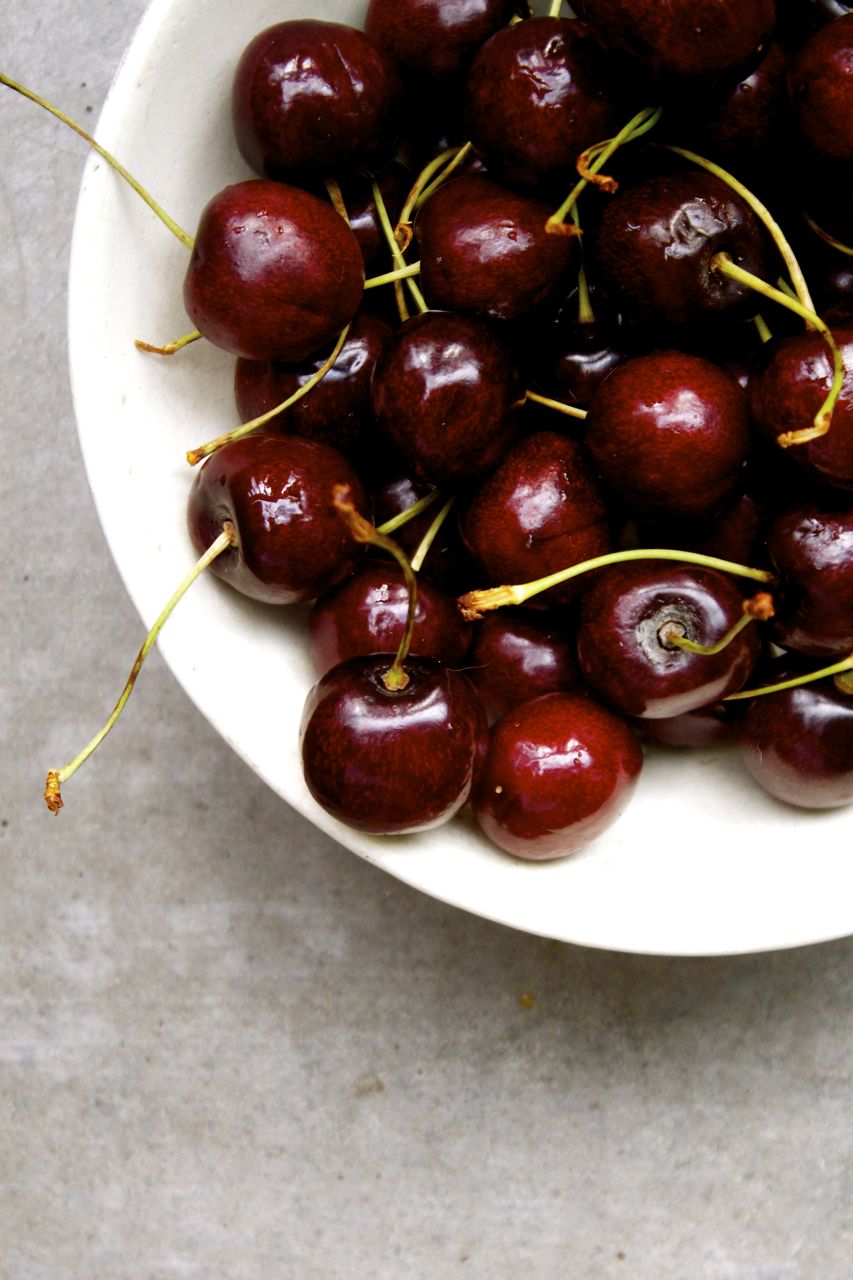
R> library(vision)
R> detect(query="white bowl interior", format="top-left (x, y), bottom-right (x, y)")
top-left (68, 0), bottom-right (852, 955)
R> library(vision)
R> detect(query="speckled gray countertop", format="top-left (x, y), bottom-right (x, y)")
top-left (1, 3), bottom-right (851, 1277)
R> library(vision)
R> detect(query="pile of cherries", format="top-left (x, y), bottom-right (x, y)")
top-left (34, 0), bottom-right (853, 856)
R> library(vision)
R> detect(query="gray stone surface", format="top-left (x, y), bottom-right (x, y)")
top-left (1, 3), bottom-right (851, 1277)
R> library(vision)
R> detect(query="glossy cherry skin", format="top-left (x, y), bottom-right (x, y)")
top-left (694, 41), bottom-right (788, 168)
top-left (371, 475), bottom-right (480, 591)
top-left (739, 667), bottom-right (853, 808)
top-left (577, 0), bottom-right (775, 89)
top-left (464, 18), bottom-right (621, 190)
top-left (416, 175), bottom-right (575, 322)
top-left (365, 0), bottom-right (515, 84)
top-left (333, 163), bottom-right (411, 274)
top-left (371, 311), bottom-right (522, 486)
top-left (234, 313), bottom-right (391, 461)
top-left (309, 563), bottom-right (471, 677)
top-left (460, 432), bottom-right (612, 608)
top-left (591, 172), bottom-right (767, 328)
top-left (472, 692), bottom-right (643, 860)
top-left (748, 326), bottom-right (853, 492)
top-left (300, 656), bottom-right (488, 834)
top-left (187, 434), bottom-right (369, 605)
top-left (468, 612), bottom-right (581, 720)
top-left (585, 350), bottom-right (751, 520)
top-left (766, 504), bottom-right (853, 658)
top-left (634, 701), bottom-right (739, 747)
top-left (183, 181), bottom-right (364, 364)
top-left (576, 563), bottom-right (762, 719)
top-left (533, 320), bottom-right (633, 410)
top-left (232, 21), bottom-right (404, 183)
top-left (789, 14), bottom-right (853, 163)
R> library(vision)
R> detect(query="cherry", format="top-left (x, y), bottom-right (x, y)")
top-left (577, 0), bottom-right (776, 90)
top-left (585, 349), bottom-right (751, 519)
top-left (301, 655), bottom-right (487, 833)
top-left (234, 312), bottom-right (391, 461)
top-left (186, 434), bottom-right (369, 605)
top-left (371, 475), bottom-right (479, 590)
top-left (464, 17), bottom-right (622, 191)
top-left (459, 431), bottom-right (612, 608)
top-left (693, 41), bottom-right (789, 171)
top-left (232, 20), bottom-right (404, 184)
top-left (590, 171), bottom-right (768, 328)
top-left (309, 562), bottom-right (470, 677)
top-left (370, 311), bottom-right (522, 486)
top-left (576, 563), bottom-right (762, 718)
top-left (634, 701), bottom-right (740, 747)
top-left (365, 0), bottom-right (515, 85)
top-left (468, 612), bottom-right (581, 720)
top-left (183, 180), bottom-right (365, 363)
top-left (415, 174), bottom-right (576, 321)
top-left (748, 325), bottom-right (853, 490)
top-left (788, 14), bottom-right (853, 163)
top-left (331, 163), bottom-right (411, 274)
top-left (472, 692), bottom-right (643, 860)
top-left (739, 663), bottom-right (853, 808)
top-left (766, 504), bottom-right (853, 658)
top-left (532, 318), bottom-right (633, 410)
top-left (636, 487), bottom-right (765, 569)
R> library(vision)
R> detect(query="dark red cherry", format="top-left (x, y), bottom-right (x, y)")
top-left (634, 701), bottom-right (739, 747)
top-left (183, 180), bottom-right (364, 363)
top-left (234, 313), bottom-right (391, 461)
top-left (578, 0), bottom-right (776, 89)
top-left (371, 311), bottom-right (522, 486)
top-left (468, 612), bottom-right (581, 719)
top-left (740, 662), bottom-right (853, 807)
top-left (576, 563), bottom-right (762, 718)
top-left (334, 163), bottom-right (411, 273)
top-left (748, 326), bottom-right (853, 491)
top-left (415, 175), bottom-right (576, 321)
top-left (533, 320), bottom-right (633, 410)
top-left (591, 172), bottom-right (768, 328)
top-left (464, 18), bottom-right (622, 190)
top-left (300, 656), bottom-right (487, 833)
top-left (460, 432), bottom-right (612, 607)
top-left (371, 475), bottom-right (480, 590)
top-left (309, 563), bottom-right (471, 677)
top-left (694, 42), bottom-right (789, 169)
top-left (585, 350), bottom-right (751, 519)
top-left (187, 434), bottom-right (368, 605)
top-left (472, 692), bottom-right (643, 860)
top-left (789, 14), bottom-right (853, 163)
top-left (636, 487), bottom-right (765, 568)
top-left (766, 504), bottom-right (853, 658)
top-left (365, 0), bottom-right (515, 84)
top-left (232, 20), bottom-right (404, 183)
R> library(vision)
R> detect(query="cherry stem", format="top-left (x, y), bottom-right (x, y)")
top-left (659, 591), bottom-right (774, 656)
top-left (662, 143), bottom-right (816, 316)
top-left (457, 548), bottom-right (773, 620)
top-left (523, 390), bottom-right (588, 420)
top-left (333, 486), bottom-right (417, 692)
top-left (398, 147), bottom-right (460, 233)
top-left (414, 142), bottom-right (474, 210)
top-left (363, 261), bottom-right (422, 290)
top-left (376, 490), bottom-right (442, 537)
top-left (724, 652), bottom-right (853, 702)
top-left (185, 324), bottom-right (350, 466)
top-left (1, 72), bottom-right (195, 251)
top-left (410, 497), bottom-right (455, 573)
top-left (135, 329), bottom-right (202, 357)
top-left (752, 314), bottom-right (773, 344)
top-left (712, 253), bottom-right (843, 444)
top-left (43, 522), bottom-right (236, 814)
top-left (548, 106), bottom-right (663, 232)
top-left (548, 0), bottom-right (563, 17)
top-left (371, 179), bottom-right (428, 319)
top-left (323, 177), bottom-right (349, 223)
top-left (574, 207), bottom-right (595, 324)
top-left (803, 211), bottom-right (853, 257)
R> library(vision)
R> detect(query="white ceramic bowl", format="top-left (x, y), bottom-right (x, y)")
top-left (69, 0), bottom-right (852, 955)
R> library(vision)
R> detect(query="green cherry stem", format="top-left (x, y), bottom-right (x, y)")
top-left (725, 653), bottom-right (853, 702)
top-left (547, 106), bottom-right (663, 234)
top-left (410, 497), bottom-right (455, 573)
top-left (662, 143), bottom-right (815, 315)
top-left (414, 142), bottom-right (474, 211)
top-left (334, 486), bottom-right (418, 693)
top-left (548, 0), bottom-right (563, 17)
top-left (135, 329), bottom-right (202, 357)
top-left (397, 147), bottom-right (459, 232)
top-left (371, 178), bottom-right (428, 318)
top-left (44, 523), bottom-right (237, 814)
top-left (363, 261), bottom-right (422, 290)
top-left (457, 548), bottom-right (773, 620)
top-left (574, 207), bottom-right (595, 325)
top-left (523, 390), bottom-right (588, 420)
top-left (803, 211), bottom-right (853, 257)
top-left (659, 591), bottom-right (774, 656)
top-left (752, 314), bottom-right (773, 344)
top-left (712, 253), bottom-right (843, 444)
top-left (376, 490), bottom-right (442, 536)
top-left (185, 324), bottom-right (351, 465)
top-left (323, 177), bottom-right (350, 223)
top-left (1, 72), bottom-right (195, 250)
